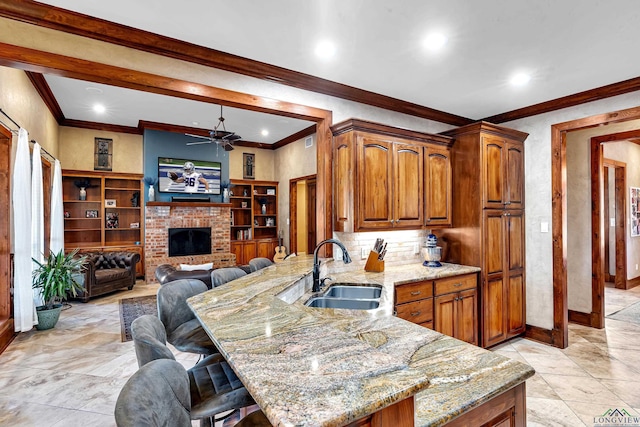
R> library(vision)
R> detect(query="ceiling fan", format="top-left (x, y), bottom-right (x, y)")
top-left (185, 105), bottom-right (241, 151)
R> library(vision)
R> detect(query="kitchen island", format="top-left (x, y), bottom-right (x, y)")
top-left (188, 255), bottom-right (534, 426)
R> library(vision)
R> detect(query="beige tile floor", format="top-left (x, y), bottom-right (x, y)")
top-left (0, 281), bottom-right (639, 426)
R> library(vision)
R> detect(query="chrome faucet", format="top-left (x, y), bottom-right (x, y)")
top-left (312, 238), bottom-right (352, 292)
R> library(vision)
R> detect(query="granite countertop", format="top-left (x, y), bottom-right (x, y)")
top-left (188, 256), bottom-right (534, 426)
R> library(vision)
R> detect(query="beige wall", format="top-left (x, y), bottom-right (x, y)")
top-left (228, 147), bottom-right (275, 181)
top-left (274, 135), bottom-right (318, 250)
top-left (0, 66), bottom-right (59, 157)
top-left (58, 127), bottom-right (143, 173)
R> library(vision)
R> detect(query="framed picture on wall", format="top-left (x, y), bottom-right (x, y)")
top-left (94, 137), bottom-right (113, 171)
top-left (631, 187), bottom-right (640, 237)
top-left (243, 153), bottom-right (255, 180)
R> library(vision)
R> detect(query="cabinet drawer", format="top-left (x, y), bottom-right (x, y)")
top-left (434, 273), bottom-right (477, 295)
top-left (396, 299), bottom-right (433, 324)
top-left (395, 280), bottom-right (433, 304)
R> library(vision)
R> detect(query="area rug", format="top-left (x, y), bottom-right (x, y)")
top-left (119, 295), bottom-right (157, 342)
top-left (606, 300), bottom-right (640, 326)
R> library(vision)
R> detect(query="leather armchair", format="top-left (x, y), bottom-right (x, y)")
top-left (79, 251), bottom-right (140, 302)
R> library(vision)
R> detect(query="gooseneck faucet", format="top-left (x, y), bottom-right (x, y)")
top-left (312, 238), bottom-right (352, 292)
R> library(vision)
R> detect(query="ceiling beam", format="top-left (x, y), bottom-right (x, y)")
top-left (25, 71), bottom-right (64, 121)
top-left (0, 0), bottom-right (473, 127)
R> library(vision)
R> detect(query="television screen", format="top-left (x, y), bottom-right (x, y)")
top-left (158, 157), bottom-right (221, 194)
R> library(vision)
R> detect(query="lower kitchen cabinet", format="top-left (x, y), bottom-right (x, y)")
top-left (231, 238), bottom-right (278, 265)
top-left (394, 273), bottom-right (478, 345)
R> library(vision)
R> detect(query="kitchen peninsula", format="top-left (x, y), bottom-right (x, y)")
top-left (188, 256), bottom-right (534, 426)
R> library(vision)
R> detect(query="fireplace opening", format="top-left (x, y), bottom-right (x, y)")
top-left (168, 227), bottom-right (212, 257)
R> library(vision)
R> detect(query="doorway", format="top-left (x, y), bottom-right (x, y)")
top-left (603, 159), bottom-right (626, 290)
top-left (289, 175), bottom-right (317, 255)
top-left (550, 108), bottom-right (640, 348)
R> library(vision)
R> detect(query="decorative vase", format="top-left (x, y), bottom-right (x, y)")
top-left (223, 188), bottom-right (230, 203)
top-left (79, 187), bottom-right (87, 201)
top-left (261, 204), bottom-right (267, 215)
top-left (148, 186), bottom-right (155, 202)
top-left (35, 305), bottom-right (63, 330)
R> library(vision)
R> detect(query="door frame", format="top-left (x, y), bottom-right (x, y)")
top-left (549, 106), bottom-right (640, 348)
top-left (601, 158), bottom-right (627, 290)
top-left (289, 174), bottom-right (317, 255)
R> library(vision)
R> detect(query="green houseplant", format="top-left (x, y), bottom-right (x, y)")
top-left (32, 248), bottom-right (87, 330)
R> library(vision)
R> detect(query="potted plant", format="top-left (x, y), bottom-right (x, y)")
top-left (32, 248), bottom-right (87, 330)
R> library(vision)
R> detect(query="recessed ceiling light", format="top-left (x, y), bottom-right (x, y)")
top-left (315, 40), bottom-right (336, 59)
top-left (92, 104), bottom-right (106, 114)
top-left (192, 121), bottom-right (199, 126)
top-left (423, 33), bottom-right (448, 51)
top-left (261, 129), bottom-right (269, 137)
top-left (510, 73), bottom-right (531, 86)
top-left (85, 87), bottom-right (103, 94)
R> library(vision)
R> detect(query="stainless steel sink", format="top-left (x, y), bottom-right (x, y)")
top-left (305, 297), bottom-right (380, 310)
top-left (323, 284), bottom-right (382, 299)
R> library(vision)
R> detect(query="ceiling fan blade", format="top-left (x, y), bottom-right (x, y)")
top-left (226, 134), bottom-right (242, 141)
top-left (186, 140), bottom-right (212, 146)
top-left (185, 133), bottom-right (211, 139)
top-left (224, 143), bottom-right (234, 151)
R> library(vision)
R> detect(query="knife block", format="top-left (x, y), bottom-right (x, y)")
top-left (364, 251), bottom-right (385, 272)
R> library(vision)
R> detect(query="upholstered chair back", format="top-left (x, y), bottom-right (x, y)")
top-left (210, 267), bottom-right (247, 288)
top-left (130, 314), bottom-right (174, 368)
top-left (114, 359), bottom-right (191, 427)
top-left (249, 257), bottom-right (274, 272)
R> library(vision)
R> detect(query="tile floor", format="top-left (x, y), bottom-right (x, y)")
top-left (0, 281), bottom-right (639, 426)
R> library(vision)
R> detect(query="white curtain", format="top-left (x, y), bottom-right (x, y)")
top-left (50, 159), bottom-right (64, 254)
top-left (13, 128), bottom-right (36, 332)
top-left (31, 142), bottom-right (44, 308)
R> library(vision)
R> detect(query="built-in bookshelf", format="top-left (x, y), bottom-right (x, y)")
top-left (62, 169), bottom-right (145, 277)
top-left (229, 179), bottom-right (278, 264)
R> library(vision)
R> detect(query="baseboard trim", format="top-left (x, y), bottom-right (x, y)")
top-left (568, 310), bottom-right (592, 327)
top-left (626, 276), bottom-right (640, 289)
top-left (524, 324), bottom-right (553, 345)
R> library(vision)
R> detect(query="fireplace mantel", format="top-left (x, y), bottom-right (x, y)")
top-left (147, 201), bottom-right (231, 208)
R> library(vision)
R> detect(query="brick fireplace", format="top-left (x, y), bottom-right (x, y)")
top-left (145, 202), bottom-right (236, 284)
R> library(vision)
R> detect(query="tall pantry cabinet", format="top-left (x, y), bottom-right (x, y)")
top-left (439, 122), bottom-right (528, 348)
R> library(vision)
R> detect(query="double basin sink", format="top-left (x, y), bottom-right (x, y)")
top-left (305, 283), bottom-right (382, 310)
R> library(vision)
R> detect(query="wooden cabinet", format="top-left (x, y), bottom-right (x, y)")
top-left (356, 137), bottom-right (424, 229)
top-left (482, 136), bottom-right (524, 210)
top-left (62, 170), bottom-right (145, 278)
top-left (434, 274), bottom-right (478, 345)
top-left (229, 179), bottom-right (278, 264)
top-left (395, 280), bottom-right (434, 329)
top-left (394, 273), bottom-right (478, 343)
top-left (332, 119), bottom-right (453, 232)
top-left (440, 122), bottom-right (527, 348)
top-left (0, 127), bottom-right (12, 354)
top-left (425, 146), bottom-right (452, 226)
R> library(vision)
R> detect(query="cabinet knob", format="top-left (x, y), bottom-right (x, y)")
top-left (390, 219), bottom-right (395, 223)
top-left (410, 291), bottom-right (422, 296)
top-left (453, 283), bottom-right (462, 287)
top-left (410, 311), bottom-right (421, 317)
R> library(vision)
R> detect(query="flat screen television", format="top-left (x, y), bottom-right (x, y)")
top-left (158, 157), bottom-right (221, 194)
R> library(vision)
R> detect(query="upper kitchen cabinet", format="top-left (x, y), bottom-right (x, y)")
top-left (331, 119), bottom-right (453, 232)
top-left (482, 135), bottom-right (525, 210)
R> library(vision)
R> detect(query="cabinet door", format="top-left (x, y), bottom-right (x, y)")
top-left (434, 293), bottom-right (456, 338)
top-left (456, 288), bottom-right (478, 345)
top-left (393, 143), bottom-right (423, 227)
top-left (506, 210), bottom-right (525, 337)
top-left (484, 211), bottom-right (505, 275)
top-left (257, 239), bottom-right (277, 259)
top-left (357, 137), bottom-right (393, 229)
top-left (242, 241), bottom-right (257, 265)
top-left (425, 146), bottom-right (452, 226)
top-left (505, 141), bottom-right (524, 210)
top-left (482, 135), bottom-right (506, 209)
top-left (230, 241), bottom-right (244, 265)
top-left (483, 275), bottom-right (507, 347)
top-left (334, 137), bottom-right (353, 232)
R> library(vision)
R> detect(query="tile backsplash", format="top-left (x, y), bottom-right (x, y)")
top-left (333, 229), bottom-right (428, 266)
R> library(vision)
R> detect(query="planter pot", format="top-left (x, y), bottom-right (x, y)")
top-left (35, 304), bottom-right (63, 330)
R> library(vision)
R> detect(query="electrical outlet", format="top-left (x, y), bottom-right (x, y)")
top-left (414, 243), bottom-right (420, 254)
top-left (361, 247), bottom-right (368, 260)
top-left (636, 264), bottom-right (638, 271)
